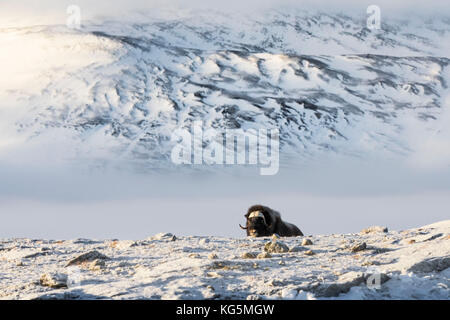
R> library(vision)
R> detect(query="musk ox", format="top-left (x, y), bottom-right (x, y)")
top-left (239, 205), bottom-right (303, 237)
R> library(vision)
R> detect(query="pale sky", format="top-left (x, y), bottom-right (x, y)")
top-left (1, 0), bottom-right (449, 29)
top-left (1, 0), bottom-right (449, 20)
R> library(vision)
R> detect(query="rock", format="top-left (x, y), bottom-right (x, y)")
top-left (304, 250), bottom-right (315, 256)
top-left (350, 242), bottom-right (367, 252)
top-left (152, 233), bottom-right (177, 241)
top-left (315, 272), bottom-right (365, 297)
top-left (423, 233), bottom-right (443, 242)
top-left (289, 246), bottom-right (306, 253)
top-left (301, 239), bottom-right (313, 246)
top-left (23, 251), bottom-right (48, 259)
top-left (111, 240), bottom-right (137, 250)
top-left (208, 253), bottom-right (218, 260)
top-left (40, 273), bottom-right (68, 289)
top-left (316, 271), bottom-right (390, 297)
top-left (246, 294), bottom-right (262, 300)
top-left (109, 240), bottom-right (119, 248)
top-left (408, 256), bottom-right (450, 273)
top-left (264, 241), bottom-right (289, 253)
top-left (209, 260), bottom-right (257, 272)
top-left (257, 252), bottom-right (272, 259)
top-left (199, 238), bottom-right (209, 245)
top-left (360, 226), bottom-right (388, 234)
top-left (88, 259), bottom-right (106, 271)
top-left (66, 250), bottom-right (110, 267)
top-left (278, 260), bottom-right (285, 265)
top-left (268, 279), bottom-right (284, 286)
top-left (71, 238), bottom-right (99, 244)
top-left (241, 252), bottom-right (257, 259)
top-left (188, 253), bottom-right (200, 259)
top-left (271, 234), bottom-right (280, 240)
top-left (118, 261), bottom-right (132, 267)
top-left (207, 272), bottom-right (222, 278)
top-left (370, 247), bottom-right (392, 254)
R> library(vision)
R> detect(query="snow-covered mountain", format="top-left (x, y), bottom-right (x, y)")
top-left (1, 8), bottom-right (450, 171)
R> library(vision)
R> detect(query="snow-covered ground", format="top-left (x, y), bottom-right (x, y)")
top-left (1, 220), bottom-right (448, 300)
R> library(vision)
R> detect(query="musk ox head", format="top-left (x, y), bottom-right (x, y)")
top-left (239, 205), bottom-right (273, 237)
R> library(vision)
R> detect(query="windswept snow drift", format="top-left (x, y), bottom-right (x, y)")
top-left (0, 220), bottom-right (448, 299)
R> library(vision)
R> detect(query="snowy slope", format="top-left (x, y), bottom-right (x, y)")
top-left (1, 8), bottom-right (450, 171)
top-left (0, 220), bottom-right (448, 299)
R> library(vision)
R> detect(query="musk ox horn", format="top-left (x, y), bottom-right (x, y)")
top-left (239, 224), bottom-right (248, 230)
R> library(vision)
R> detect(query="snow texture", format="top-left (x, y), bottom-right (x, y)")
top-left (0, 220), bottom-right (448, 300)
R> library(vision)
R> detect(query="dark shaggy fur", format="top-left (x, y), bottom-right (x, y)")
top-left (239, 204), bottom-right (303, 237)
